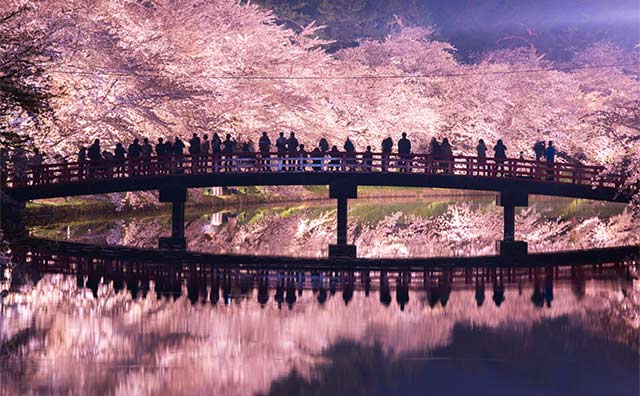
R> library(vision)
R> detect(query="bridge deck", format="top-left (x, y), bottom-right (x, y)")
top-left (2, 152), bottom-right (636, 202)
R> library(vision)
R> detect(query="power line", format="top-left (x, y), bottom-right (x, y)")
top-left (50, 62), bottom-right (638, 81)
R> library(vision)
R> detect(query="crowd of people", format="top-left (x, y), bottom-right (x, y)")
top-left (2, 131), bottom-right (565, 185)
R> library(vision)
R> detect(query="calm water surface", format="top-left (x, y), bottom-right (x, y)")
top-left (29, 196), bottom-right (638, 257)
top-left (1, 197), bottom-right (639, 395)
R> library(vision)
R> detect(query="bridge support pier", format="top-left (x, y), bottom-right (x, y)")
top-left (0, 192), bottom-right (26, 239)
top-left (496, 191), bottom-right (528, 257)
top-left (328, 182), bottom-right (357, 258)
top-left (158, 186), bottom-right (187, 250)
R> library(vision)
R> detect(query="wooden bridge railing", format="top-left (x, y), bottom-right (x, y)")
top-left (0, 151), bottom-right (630, 190)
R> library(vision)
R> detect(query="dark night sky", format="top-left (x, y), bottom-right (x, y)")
top-left (256, 0), bottom-right (640, 59)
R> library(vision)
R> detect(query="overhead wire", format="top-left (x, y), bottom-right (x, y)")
top-left (49, 62), bottom-right (639, 80)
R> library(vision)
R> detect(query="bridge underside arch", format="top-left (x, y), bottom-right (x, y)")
top-left (3, 172), bottom-right (629, 203)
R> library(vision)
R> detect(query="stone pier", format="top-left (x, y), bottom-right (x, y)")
top-left (158, 186), bottom-right (187, 250)
top-left (328, 181), bottom-right (357, 258)
top-left (496, 190), bottom-right (528, 257)
top-left (0, 191), bottom-right (26, 239)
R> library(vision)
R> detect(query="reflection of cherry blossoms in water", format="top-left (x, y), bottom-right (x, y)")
top-left (1, 272), bottom-right (636, 396)
top-left (202, 203), bottom-right (639, 257)
top-left (38, 200), bottom-right (636, 258)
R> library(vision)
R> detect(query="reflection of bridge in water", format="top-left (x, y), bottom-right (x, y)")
top-left (3, 153), bottom-right (637, 257)
top-left (11, 239), bottom-right (638, 310)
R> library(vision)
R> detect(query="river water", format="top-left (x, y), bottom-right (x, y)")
top-left (1, 196), bottom-right (639, 395)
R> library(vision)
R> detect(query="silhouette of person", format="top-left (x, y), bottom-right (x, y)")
top-left (297, 144), bottom-right (308, 171)
top-left (173, 137), bottom-right (185, 156)
top-left (155, 138), bottom-right (165, 156)
top-left (141, 138), bottom-right (152, 175)
top-left (493, 139), bottom-right (507, 176)
top-left (128, 138), bottom-right (142, 158)
top-left (188, 133), bottom-right (201, 173)
top-left (201, 134), bottom-right (210, 157)
top-left (200, 134), bottom-right (210, 171)
top-left (397, 132), bottom-right (412, 172)
top-left (328, 145), bottom-right (341, 171)
top-left (142, 138), bottom-right (153, 157)
top-left (286, 132), bottom-right (299, 170)
top-left (188, 133), bottom-right (201, 155)
top-left (319, 137), bottom-right (330, 153)
top-left (544, 140), bottom-right (557, 181)
top-left (362, 146), bottom-right (373, 171)
top-left (534, 140), bottom-right (546, 161)
top-left (476, 139), bottom-right (487, 175)
top-left (440, 137), bottom-right (453, 173)
top-left (381, 136), bottom-right (393, 171)
top-left (311, 146), bottom-right (323, 171)
top-left (126, 138), bottom-right (141, 176)
top-left (163, 138), bottom-right (173, 156)
top-left (87, 139), bottom-right (102, 178)
top-left (222, 134), bottom-right (236, 171)
top-left (343, 137), bottom-right (355, 152)
top-left (88, 139), bottom-right (102, 161)
top-left (29, 149), bottom-right (44, 184)
top-left (258, 132), bottom-right (271, 170)
top-left (155, 138), bottom-right (167, 173)
top-left (343, 138), bottom-right (355, 170)
top-left (275, 132), bottom-right (287, 170)
top-left (211, 133), bottom-right (222, 171)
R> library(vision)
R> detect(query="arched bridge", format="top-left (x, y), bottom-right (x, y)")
top-left (2, 152), bottom-right (636, 257)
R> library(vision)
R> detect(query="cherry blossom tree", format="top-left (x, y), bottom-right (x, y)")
top-left (2, 1), bottom-right (638, 204)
